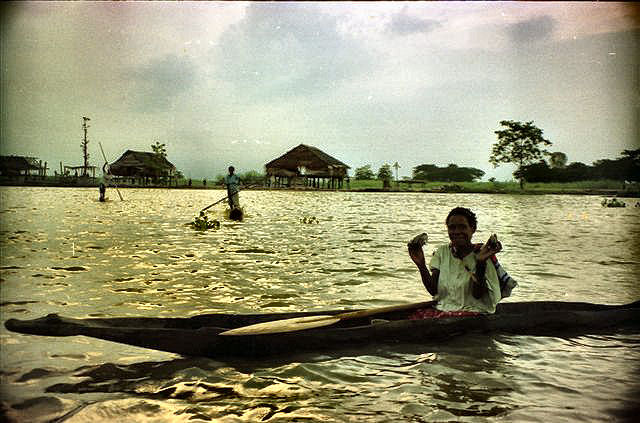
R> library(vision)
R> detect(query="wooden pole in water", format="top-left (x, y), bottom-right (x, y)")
top-left (99, 142), bottom-right (124, 201)
top-left (81, 117), bottom-right (90, 177)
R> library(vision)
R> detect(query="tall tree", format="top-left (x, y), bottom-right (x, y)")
top-left (81, 117), bottom-right (90, 177)
top-left (490, 120), bottom-right (552, 188)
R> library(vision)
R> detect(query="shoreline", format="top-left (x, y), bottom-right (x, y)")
top-left (1, 181), bottom-right (638, 198)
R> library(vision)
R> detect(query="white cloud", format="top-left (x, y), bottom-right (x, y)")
top-left (507, 15), bottom-right (556, 44)
top-left (208, 3), bottom-right (374, 101)
top-left (388, 7), bottom-right (441, 36)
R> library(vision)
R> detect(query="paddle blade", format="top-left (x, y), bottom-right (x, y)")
top-left (219, 315), bottom-right (341, 336)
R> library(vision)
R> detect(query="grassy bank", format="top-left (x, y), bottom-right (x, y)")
top-left (347, 179), bottom-right (640, 196)
top-left (2, 176), bottom-right (638, 197)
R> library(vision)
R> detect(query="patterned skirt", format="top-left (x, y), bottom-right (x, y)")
top-left (408, 307), bottom-right (482, 320)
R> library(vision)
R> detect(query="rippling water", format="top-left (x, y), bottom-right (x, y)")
top-left (1, 186), bottom-right (639, 422)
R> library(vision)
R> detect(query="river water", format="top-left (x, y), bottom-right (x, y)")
top-left (1, 186), bottom-right (639, 422)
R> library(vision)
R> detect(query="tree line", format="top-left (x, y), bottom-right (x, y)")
top-left (489, 120), bottom-right (639, 187)
top-left (516, 150), bottom-right (639, 183)
top-left (354, 120), bottom-right (639, 188)
top-left (354, 163), bottom-right (485, 182)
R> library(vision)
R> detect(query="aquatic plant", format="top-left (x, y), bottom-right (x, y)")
top-left (601, 198), bottom-right (626, 208)
top-left (301, 216), bottom-right (319, 224)
top-left (191, 212), bottom-right (221, 231)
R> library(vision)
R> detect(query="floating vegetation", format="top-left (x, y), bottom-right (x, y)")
top-left (190, 212), bottom-right (221, 231)
top-left (301, 216), bottom-right (319, 224)
top-left (601, 198), bottom-right (626, 208)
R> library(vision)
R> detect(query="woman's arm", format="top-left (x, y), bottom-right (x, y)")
top-left (471, 234), bottom-right (503, 299)
top-left (471, 260), bottom-right (488, 299)
top-left (408, 245), bottom-right (439, 296)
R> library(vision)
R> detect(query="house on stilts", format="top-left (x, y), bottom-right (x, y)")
top-left (108, 150), bottom-right (177, 186)
top-left (265, 144), bottom-right (350, 189)
top-left (0, 156), bottom-right (48, 181)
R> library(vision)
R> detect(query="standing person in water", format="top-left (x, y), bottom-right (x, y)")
top-left (223, 166), bottom-right (241, 210)
top-left (408, 207), bottom-right (514, 317)
top-left (98, 183), bottom-right (106, 202)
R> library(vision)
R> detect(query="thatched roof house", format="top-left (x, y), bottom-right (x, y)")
top-left (0, 155), bottom-right (41, 177)
top-left (108, 150), bottom-right (176, 185)
top-left (265, 144), bottom-right (350, 189)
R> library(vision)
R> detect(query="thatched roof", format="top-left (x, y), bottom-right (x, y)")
top-left (109, 150), bottom-right (176, 177)
top-left (0, 156), bottom-right (40, 175)
top-left (265, 144), bottom-right (349, 176)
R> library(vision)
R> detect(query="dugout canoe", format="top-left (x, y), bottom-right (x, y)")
top-left (5, 300), bottom-right (640, 359)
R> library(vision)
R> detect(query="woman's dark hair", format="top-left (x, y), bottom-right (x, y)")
top-left (446, 207), bottom-right (477, 231)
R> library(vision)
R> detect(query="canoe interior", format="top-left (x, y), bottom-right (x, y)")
top-left (6, 300), bottom-right (640, 332)
top-left (4, 300), bottom-right (639, 359)
top-left (88, 299), bottom-right (640, 329)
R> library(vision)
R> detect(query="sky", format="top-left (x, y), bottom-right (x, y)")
top-left (1, 1), bottom-right (638, 180)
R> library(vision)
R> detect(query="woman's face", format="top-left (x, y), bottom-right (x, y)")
top-left (446, 214), bottom-right (475, 249)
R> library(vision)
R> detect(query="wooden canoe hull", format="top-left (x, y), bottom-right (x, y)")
top-left (5, 300), bottom-right (640, 359)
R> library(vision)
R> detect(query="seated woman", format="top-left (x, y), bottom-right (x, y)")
top-left (407, 207), bottom-right (513, 318)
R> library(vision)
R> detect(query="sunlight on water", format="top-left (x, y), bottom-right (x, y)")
top-left (1, 187), bottom-right (639, 422)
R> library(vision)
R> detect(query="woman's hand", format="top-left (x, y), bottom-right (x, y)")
top-left (408, 244), bottom-right (426, 268)
top-left (476, 234), bottom-right (502, 262)
top-left (407, 233), bottom-right (428, 269)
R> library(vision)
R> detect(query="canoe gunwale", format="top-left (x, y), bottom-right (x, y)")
top-left (4, 300), bottom-right (639, 358)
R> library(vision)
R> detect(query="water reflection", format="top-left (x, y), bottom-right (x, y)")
top-left (30, 338), bottom-right (519, 422)
top-left (1, 187), bottom-right (639, 422)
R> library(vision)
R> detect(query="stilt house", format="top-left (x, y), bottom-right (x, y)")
top-left (265, 144), bottom-right (350, 189)
top-left (0, 156), bottom-right (46, 179)
top-left (108, 150), bottom-right (177, 186)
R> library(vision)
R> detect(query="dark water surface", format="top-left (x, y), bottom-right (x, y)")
top-left (1, 187), bottom-right (639, 422)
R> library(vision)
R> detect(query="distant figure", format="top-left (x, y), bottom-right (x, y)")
top-left (188, 179), bottom-right (192, 187)
top-left (203, 179), bottom-right (207, 187)
top-left (99, 183), bottom-right (106, 202)
top-left (223, 166), bottom-right (241, 209)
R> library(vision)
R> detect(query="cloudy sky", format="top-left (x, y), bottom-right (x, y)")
top-left (1, 1), bottom-right (638, 180)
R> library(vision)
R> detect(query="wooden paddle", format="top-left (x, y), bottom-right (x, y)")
top-left (220, 301), bottom-right (433, 336)
top-left (200, 195), bottom-right (231, 213)
top-left (98, 142), bottom-right (124, 201)
top-left (200, 184), bottom-right (256, 213)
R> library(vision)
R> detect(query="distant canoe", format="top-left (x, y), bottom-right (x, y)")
top-left (5, 300), bottom-right (639, 359)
